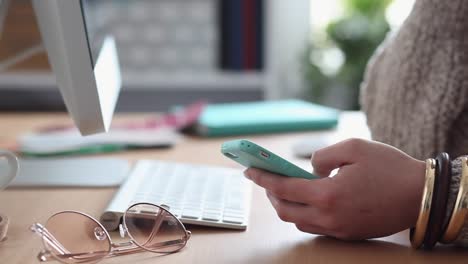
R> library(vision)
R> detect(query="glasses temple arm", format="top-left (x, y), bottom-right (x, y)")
top-left (31, 224), bottom-right (108, 263)
top-left (31, 224), bottom-right (71, 256)
top-left (34, 238), bottom-right (188, 262)
top-left (109, 237), bottom-right (188, 257)
top-left (37, 250), bottom-right (109, 263)
top-left (134, 210), bottom-right (191, 250)
top-left (139, 211), bottom-right (166, 247)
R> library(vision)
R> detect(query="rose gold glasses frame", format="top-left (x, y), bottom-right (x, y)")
top-left (30, 203), bottom-right (191, 263)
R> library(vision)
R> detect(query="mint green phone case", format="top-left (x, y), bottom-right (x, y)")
top-left (221, 139), bottom-right (318, 180)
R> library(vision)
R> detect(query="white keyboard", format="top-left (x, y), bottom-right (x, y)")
top-left (100, 160), bottom-right (251, 230)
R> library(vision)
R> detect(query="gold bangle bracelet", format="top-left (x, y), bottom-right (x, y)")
top-left (441, 157), bottom-right (468, 243)
top-left (411, 159), bottom-right (436, 249)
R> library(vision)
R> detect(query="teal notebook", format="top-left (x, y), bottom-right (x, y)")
top-left (196, 100), bottom-right (339, 137)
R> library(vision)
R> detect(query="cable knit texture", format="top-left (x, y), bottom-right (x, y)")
top-left (439, 157), bottom-right (466, 246)
top-left (360, 0), bottom-right (468, 246)
top-left (360, 0), bottom-right (468, 160)
top-left (452, 157), bottom-right (468, 246)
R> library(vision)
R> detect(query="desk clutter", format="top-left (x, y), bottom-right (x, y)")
top-left (197, 100), bottom-right (339, 137)
top-left (16, 102), bottom-right (206, 157)
top-left (15, 100), bottom-right (338, 157)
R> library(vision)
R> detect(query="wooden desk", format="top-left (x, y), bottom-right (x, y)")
top-left (1, 112), bottom-right (467, 263)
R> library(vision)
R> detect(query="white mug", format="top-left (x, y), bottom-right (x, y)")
top-left (0, 150), bottom-right (18, 190)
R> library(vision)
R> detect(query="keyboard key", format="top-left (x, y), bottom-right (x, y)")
top-left (181, 209), bottom-right (201, 219)
top-left (225, 203), bottom-right (244, 211)
top-left (202, 213), bottom-right (222, 222)
top-left (203, 209), bottom-right (222, 215)
top-left (223, 216), bottom-right (244, 224)
top-left (204, 202), bottom-right (223, 209)
top-left (223, 209), bottom-right (245, 218)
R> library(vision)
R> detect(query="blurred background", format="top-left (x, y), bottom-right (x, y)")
top-left (0, 0), bottom-right (415, 112)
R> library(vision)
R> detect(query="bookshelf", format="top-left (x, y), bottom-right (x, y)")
top-left (0, 0), bottom-right (310, 110)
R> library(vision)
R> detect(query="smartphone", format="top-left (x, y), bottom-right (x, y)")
top-left (221, 139), bottom-right (318, 180)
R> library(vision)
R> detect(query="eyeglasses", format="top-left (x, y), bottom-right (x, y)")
top-left (30, 203), bottom-right (191, 263)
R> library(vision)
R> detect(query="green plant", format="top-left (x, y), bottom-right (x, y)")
top-left (303, 0), bottom-right (391, 110)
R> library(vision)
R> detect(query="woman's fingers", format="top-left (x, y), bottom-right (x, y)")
top-left (265, 192), bottom-right (338, 236)
top-left (266, 191), bottom-right (308, 222)
top-left (311, 138), bottom-right (367, 177)
top-left (266, 191), bottom-right (335, 232)
top-left (245, 168), bottom-right (337, 207)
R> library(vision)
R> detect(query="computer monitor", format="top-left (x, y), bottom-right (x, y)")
top-left (32, 0), bottom-right (121, 136)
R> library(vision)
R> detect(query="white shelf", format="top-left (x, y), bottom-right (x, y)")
top-left (0, 0), bottom-right (310, 97)
top-left (0, 72), bottom-right (54, 90)
top-left (123, 71), bottom-right (264, 90)
top-left (0, 71), bottom-right (265, 91)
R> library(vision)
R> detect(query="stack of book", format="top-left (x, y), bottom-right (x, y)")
top-left (219, 0), bottom-right (264, 71)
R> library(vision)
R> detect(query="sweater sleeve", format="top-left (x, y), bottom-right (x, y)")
top-left (447, 157), bottom-right (468, 246)
top-left (360, 0), bottom-right (468, 160)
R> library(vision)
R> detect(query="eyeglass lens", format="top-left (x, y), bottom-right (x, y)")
top-left (44, 212), bottom-right (111, 263)
top-left (124, 203), bottom-right (188, 254)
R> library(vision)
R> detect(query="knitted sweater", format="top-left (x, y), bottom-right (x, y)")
top-left (360, 0), bottom-right (468, 245)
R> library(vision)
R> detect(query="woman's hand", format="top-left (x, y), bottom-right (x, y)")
top-left (244, 138), bottom-right (426, 240)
